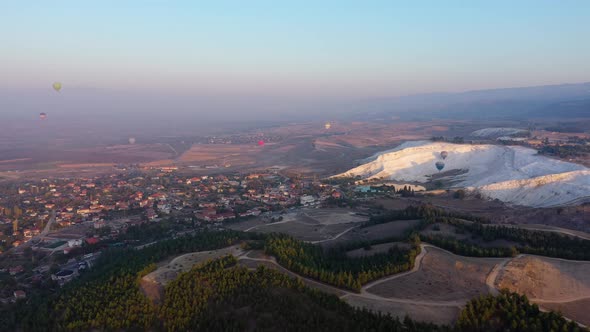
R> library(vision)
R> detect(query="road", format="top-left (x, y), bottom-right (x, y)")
top-left (484, 255), bottom-right (518, 295)
top-left (310, 226), bottom-right (356, 244)
top-left (39, 210), bottom-right (56, 238)
top-left (491, 224), bottom-right (590, 241)
top-left (239, 245), bottom-right (464, 307)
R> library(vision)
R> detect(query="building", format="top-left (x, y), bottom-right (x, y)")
top-left (300, 195), bottom-right (318, 206)
top-left (13, 290), bottom-right (26, 300)
top-left (52, 269), bottom-right (77, 283)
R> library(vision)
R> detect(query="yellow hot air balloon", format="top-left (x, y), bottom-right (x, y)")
top-left (52, 82), bottom-right (62, 92)
top-left (324, 122), bottom-right (332, 130)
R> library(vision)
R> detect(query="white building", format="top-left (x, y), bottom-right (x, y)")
top-left (300, 195), bottom-right (318, 206)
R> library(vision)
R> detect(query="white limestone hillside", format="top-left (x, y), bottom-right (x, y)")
top-left (471, 127), bottom-right (529, 138)
top-left (336, 141), bottom-right (590, 207)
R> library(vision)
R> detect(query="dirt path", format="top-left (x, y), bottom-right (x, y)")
top-left (243, 219), bottom-right (291, 232)
top-left (361, 244), bottom-right (428, 291)
top-left (310, 226), bottom-right (357, 244)
top-left (485, 255), bottom-right (519, 295)
top-left (483, 253), bottom-right (589, 328)
top-left (238, 247), bottom-right (464, 307)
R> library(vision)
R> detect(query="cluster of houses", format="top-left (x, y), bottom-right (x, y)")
top-left (0, 169), bottom-right (346, 251)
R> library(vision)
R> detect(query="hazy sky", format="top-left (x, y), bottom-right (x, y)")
top-left (2, 1), bottom-right (589, 99)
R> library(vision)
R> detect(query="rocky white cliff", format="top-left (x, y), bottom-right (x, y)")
top-left (336, 141), bottom-right (590, 207)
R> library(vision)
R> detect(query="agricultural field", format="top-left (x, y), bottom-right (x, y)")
top-left (366, 246), bottom-right (503, 302)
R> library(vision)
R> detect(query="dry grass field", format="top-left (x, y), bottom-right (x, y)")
top-left (496, 256), bottom-right (590, 302)
top-left (139, 245), bottom-right (243, 304)
top-left (366, 246), bottom-right (503, 301)
top-left (343, 295), bottom-right (461, 325)
top-left (179, 143), bottom-right (263, 164)
top-left (325, 219), bottom-right (422, 248)
top-left (142, 245), bottom-right (244, 287)
top-left (541, 299), bottom-right (590, 327)
top-left (227, 208), bottom-right (368, 242)
top-left (496, 255), bottom-right (590, 326)
top-left (420, 223), bottom-right (520, 249)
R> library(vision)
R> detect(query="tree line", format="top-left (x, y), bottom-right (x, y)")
top-left (0, 229), bottom-right (585, 331)
top-left (426, 217), bottom-right (590, 260)
top-left (264, 234), bottom-right (420, 291)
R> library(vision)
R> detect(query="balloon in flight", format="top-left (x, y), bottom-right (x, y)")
top-left (39, 112), bottom-right (47, 120)
top-left (324, 122), bottom-right (332, 130)
top-left (435, 161), bottom-right (445, 171)
top-left (52, 82), bottom-right (62, 92)
top-left (128, 137), bottom-right (136, 145)
top-left (440, 151), bottom-right (448, 159)
top-left (257, 140), bottom-right (265, 146)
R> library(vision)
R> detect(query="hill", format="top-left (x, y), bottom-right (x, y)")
top-left (336, 141), bottom-right (590, 207)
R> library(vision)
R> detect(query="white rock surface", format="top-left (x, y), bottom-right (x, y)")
top-left (337, 141), bottom-right (590, 207)
top-left (471, 127), bottom-right (528, 138)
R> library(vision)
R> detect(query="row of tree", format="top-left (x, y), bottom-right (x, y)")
top-left (456, 291), bottom-right (583, 332)
top-left (428, 217), bottom-right (590, 260)
top-left (1, 228), bottom-right (585, 331)
top-left (264, 234), bottom-right (420, 291)
top-left (363, 204), bottom-right (490, 228)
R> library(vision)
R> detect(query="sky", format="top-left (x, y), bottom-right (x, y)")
top-left (1, 1), bottom-right (589, 113)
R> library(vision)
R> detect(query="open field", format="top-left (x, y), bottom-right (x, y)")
top-left (249, 218), bottom-right (357, 242)
top-left (366, 246), bottom-right (503, 301)
top-left (323, 219), bottom-right (421, 248)
top-left (420, 223), bottom-right (520, 249)
top-left (227, 208), bottom-right (368, 242)
top-left (178, 143), bottom-right (263, 165)
top-left (375, 196), bottom-right (590, 233)
top-left (496, 255), bottom-right (590, 302)
top-left (140, 245), bottom-right (244, 303)
top-left (495, 255), bottom-right (590, 327)
top-left (343, 295), bottom-right (461, 325)
top-left (300, 208), bottom-right (367, 225)
top-left (541, 299), bottom-right (590, 327)
top-left (142, 245), bottom-right (244, 286)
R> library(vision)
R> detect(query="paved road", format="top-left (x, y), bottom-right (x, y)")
top-left (39, 210), bottom-right (56, 238)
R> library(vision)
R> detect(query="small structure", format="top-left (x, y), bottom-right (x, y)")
top-left (300, 195), bottom-right (318, 206)
top-left (13, 290), bottom-right (26, 300)
top-left (52, 269), bottom-right (76, 283)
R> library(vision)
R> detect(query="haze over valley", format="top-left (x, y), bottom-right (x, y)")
top-left (1, 2), bottom-right (589, 331)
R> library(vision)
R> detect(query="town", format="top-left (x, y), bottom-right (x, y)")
top-left (0, 166), bottom-right (355, 303)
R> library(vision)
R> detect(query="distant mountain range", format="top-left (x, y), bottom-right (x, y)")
top-left (353, 82), bottom-right (590, 121)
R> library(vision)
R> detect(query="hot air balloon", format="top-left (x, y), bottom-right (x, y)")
top-left (128, 137), bottom-right (136, 145)
top-left (257, 140), bottom-right (265, 146)
top-left (52, 82), bottom-right (62, 92)
top-left (39, 112), bottom-right (47, 120)
top-left (440, 151), bottom-right (448, 159)
top-left (435, 161), bottom-right (445, 171)
top-left (324, 122), bottom-right (332, 130)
